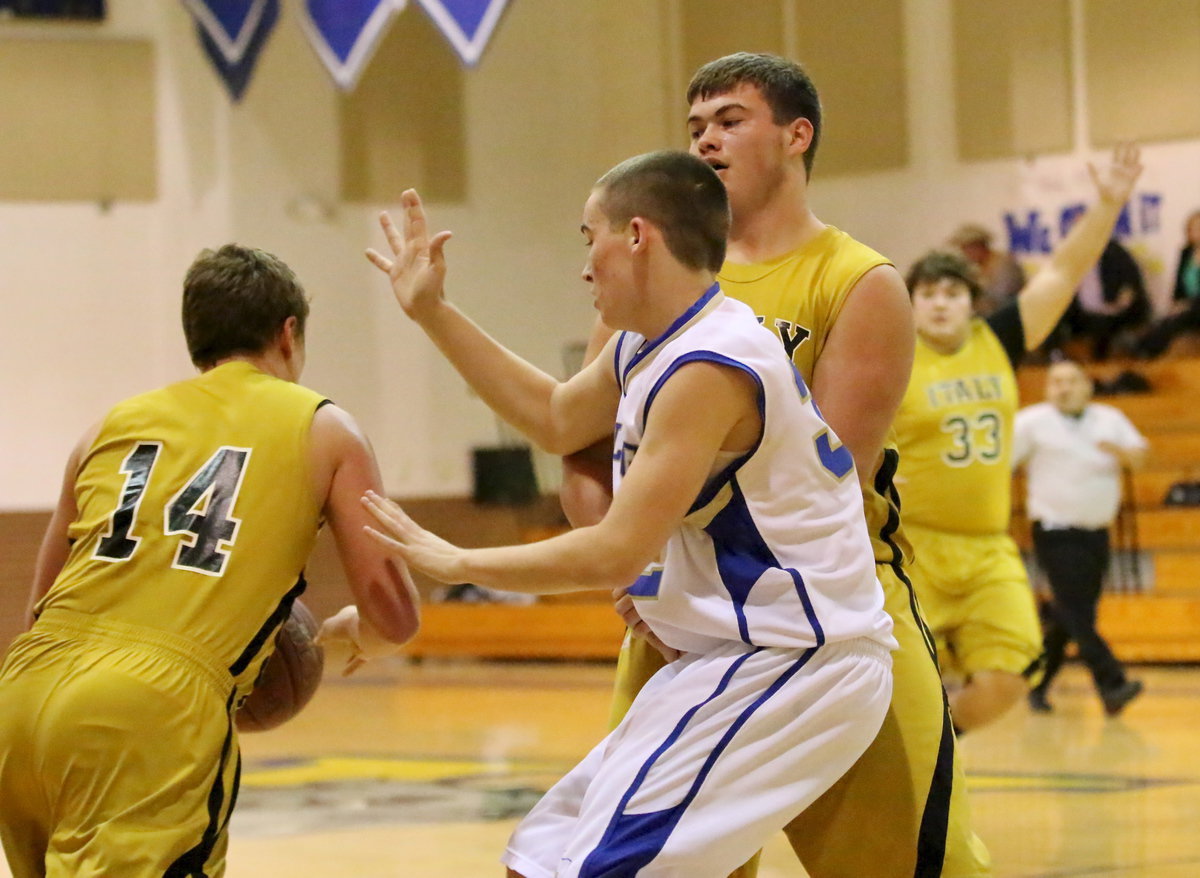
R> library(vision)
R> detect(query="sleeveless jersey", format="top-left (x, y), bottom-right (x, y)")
top-left (39, 361), bottom-right (327, 694)
top-left (893, 319), bottom-right (1018, 535)
top-left (717, 226), bottom-right (908, 565)
top-left (611, 284), bottom-right (895, 655)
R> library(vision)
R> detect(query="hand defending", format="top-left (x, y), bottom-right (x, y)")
top-left (315, 605), bottom-right (369, 676)
top-left (362, 490), bottom-right (467, 584)
top-left (366, 189), bottom-right (453, 321)
top-left (1090, 143), bottom-right (1142, 206)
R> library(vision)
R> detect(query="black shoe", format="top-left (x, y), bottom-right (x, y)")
top-left (1101, 679), bottom-right (1144, 716)
top-left (1028, 690), bottom-right (1053, 714)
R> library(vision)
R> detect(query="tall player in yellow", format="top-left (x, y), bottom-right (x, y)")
top-left (895, 144), bottom-right (1143, 732)
top-left (0, 245), bottom-right (420, 878)
top-left (564, 53), bottom-right (988, 877)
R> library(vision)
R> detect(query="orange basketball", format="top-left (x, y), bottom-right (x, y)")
top-left (236, 599), bottom-right (325, 732)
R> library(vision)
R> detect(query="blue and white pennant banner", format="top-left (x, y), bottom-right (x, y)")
top-left (300, 0), bottom-right (406, 91)
top-left (416, 0), bottom-right (510, 67)
top-left (181, 0), bottom-right (279, 101)
top-left (184, 0), bottom-right (510, 98)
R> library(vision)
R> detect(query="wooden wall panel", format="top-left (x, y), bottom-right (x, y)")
top-left (793, 0), bottom-right (908, 175)
top-left (340, 10), bottom-right (466, 203)
top-left (1084, 0), bottom-right (1200, 146)
top-left (953, 0), bottom-right (1073, 160)
top-left (678, 0), bottom-right (786, 82)
top-left (0, 39), bottom-right (156, 200)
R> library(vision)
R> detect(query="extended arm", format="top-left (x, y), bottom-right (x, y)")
top-left (368, 191), bottom-right (617, 455)
top-left (310, 404), bottom-right (421, 673)
top-left (365, 361), bottom-right (759, 594)
top-left (1018, 144), bottom-right (1143, 349)
top-left (810, 263), bottom-right (914, 485)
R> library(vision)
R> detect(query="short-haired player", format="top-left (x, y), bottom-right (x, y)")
top-left (362, 150), bottom-right (896, 877)
top-left (0, 244), bottom-right (420, 877)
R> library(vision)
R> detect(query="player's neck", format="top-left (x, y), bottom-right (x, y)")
top-left (209, 349), bottom-right (297, 383)
top-left (631, 271), bottom-right (717, 341)
top-left (726, 183), bottom-right (824, 265)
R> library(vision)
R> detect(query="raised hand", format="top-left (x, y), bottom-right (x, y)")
top-left (366, 189), bottom-right (453, 321)
top-left (361, 490), bottom-right (466, 584)
top-left (1089, 143), bottom-right (1142, 206)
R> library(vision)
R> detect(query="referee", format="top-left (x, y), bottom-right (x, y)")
top-left (1014, 358), bottom-right (1148, 715)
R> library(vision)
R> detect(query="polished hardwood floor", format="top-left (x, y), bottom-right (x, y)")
top-left (3, 658), bottom-right (1198, 877)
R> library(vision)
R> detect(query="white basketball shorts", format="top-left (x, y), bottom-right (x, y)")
top-left (502, 636), bottom-right (893, 878)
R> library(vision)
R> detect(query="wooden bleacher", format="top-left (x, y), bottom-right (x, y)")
top-left (1014, 354), bottom-right (1200, 662)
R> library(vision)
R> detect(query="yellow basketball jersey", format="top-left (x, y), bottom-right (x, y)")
top-left (894, 319), bottom-right (1018, 535)
top-left (40, 361), bottom-right (327, 693)
top-left (718, 225), bottom-right (907, 564)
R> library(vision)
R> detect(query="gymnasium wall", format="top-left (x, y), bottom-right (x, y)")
top-left (3, 0), bottom-right (1200, 519)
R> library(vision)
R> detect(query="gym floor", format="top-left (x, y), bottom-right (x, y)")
top-left (3, 659), bottom-right (1198, 877)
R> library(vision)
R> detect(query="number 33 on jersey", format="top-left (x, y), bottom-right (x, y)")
top-left (894, 323), bottom-right (1019, 536)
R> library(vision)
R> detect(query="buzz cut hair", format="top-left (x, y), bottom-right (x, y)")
top-left (594, 150), bottom-right (730, 273)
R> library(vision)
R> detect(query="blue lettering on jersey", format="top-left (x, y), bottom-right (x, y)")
top-left (628, 567), bottom-right (662, 598)
top-left (790, 365), bottom-right (853, 480)
top-left (790, 364), bottom-right (812, 403)
top-left (613, 422), bottom-right (640, 476)
top-left (814, 430), bottom-right (855, 480)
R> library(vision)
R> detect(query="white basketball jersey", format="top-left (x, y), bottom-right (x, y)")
top-left (612, 285), bottom-right (895, 654)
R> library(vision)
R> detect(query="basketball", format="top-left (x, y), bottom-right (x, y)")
top-left (236, 599), bottom-right (325, 733)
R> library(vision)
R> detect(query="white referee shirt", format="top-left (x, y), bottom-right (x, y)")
top-left (1013, 401), bottom-right (1148, 529)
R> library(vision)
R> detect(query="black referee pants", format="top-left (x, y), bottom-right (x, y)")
top-left (1031, 523), bottom-right (1127, 695)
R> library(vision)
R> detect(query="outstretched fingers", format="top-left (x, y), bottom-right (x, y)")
top-left (428, 230), bottom-right (453, 271)
top-left (365, 246), bottom-right (392, 273)
top-left (1089, 142), bottom-right (1143, 202)
top-left (363, 490), bottom-right (412, 540)
top-left (400, 189), bottom-right (428, 251)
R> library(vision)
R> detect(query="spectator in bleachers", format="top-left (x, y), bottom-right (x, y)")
top-left (1014, 359), bottom-right (1147, 716)
top-left (951, 222), bottom-right (1026, 316)
top-left (1135, 209), bottom-right (1200, 358)
top-left (1056, 237), bottom-right (1151, 360)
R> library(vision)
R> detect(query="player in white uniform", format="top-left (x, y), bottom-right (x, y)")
top-left (608, 288), bottom-right (894, 654)
top-left (362, 151), bottom-right (895, 877)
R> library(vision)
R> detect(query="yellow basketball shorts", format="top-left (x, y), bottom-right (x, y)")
top-left (0, 609), bottom-right (241, 878)
top-left (906, 524), bottom-right (1043, 681)
top-left (610, 562), bottom-right (992, 877)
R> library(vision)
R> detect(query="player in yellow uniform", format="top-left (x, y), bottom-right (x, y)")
top-left (565, 53), bottom-right (989, 877)
top-left (895, 144), bottom-right (1143, 732)
top-left (0, 245), bottom-right (420, 878)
